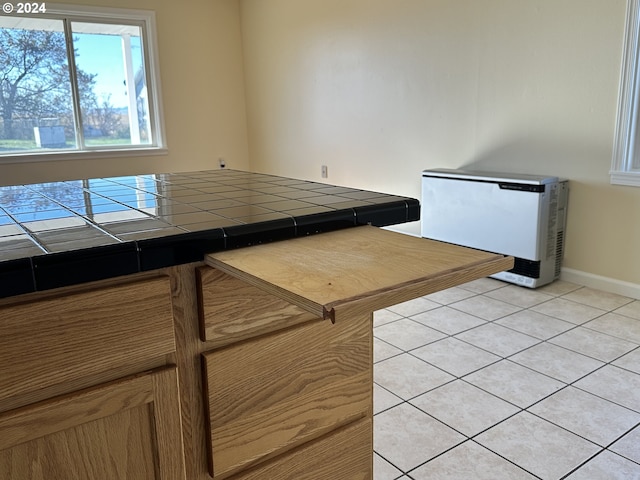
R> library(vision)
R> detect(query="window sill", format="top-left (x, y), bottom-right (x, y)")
top-left (0, 147), bottom-right (169, 165)
top-left (610, 170), bottom-right (640, 187)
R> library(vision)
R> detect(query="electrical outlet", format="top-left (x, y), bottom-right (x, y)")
top-left (218, 157), bottom-right (226, 169)
top-left (321, 165), bottom-right (328, 178)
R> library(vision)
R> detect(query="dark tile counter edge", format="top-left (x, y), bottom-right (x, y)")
top-left (0, 258), bottom-right (36, 297)
top-left (0, 199), bottom-right (419, 298)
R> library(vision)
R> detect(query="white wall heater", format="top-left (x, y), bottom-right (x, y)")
top-left (421, 169), bottom-right (569, 288)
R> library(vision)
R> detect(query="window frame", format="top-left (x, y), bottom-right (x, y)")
top-left (612, 0), bottom-right (640, 186)
top-left (0, 3), bottom-right (167, 164)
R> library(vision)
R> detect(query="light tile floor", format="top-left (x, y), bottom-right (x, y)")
top-left (373, 278), bottom-right (640, 480)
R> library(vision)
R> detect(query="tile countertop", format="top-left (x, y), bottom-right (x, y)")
top-left (0, 169), bottom-right (419, 298)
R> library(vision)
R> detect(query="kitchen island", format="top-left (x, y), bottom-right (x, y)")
top-left (0, 170), bottom-right (512, 479)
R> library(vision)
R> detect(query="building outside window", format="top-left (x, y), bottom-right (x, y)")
top-left (0, 4), bottom-right (165, 162)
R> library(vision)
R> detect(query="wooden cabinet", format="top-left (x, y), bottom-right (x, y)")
top-left (0, 277), bottom-right (186, 480)
top-left (197, 264), bottom-right (375, 479)
top-left (0, 367), bottom-right (184, 480)
top-left (198, 226), bottom-right (513, 479)
top-left (202, 316), bottom-right (371, 478)
top-left (199, 273), bottom-right (371, 478)
top-left (0, 226), bottom-right (512, 480)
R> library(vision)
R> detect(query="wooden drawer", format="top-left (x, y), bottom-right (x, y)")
top-left (0, 277), bottom-right (176, 410)
top-left (197, 267), bottom-right (317, 347)
top-left (0, 366), bottom-right (185, 480)
top-left (228, 418), bottom-right (373, 480)
top-left (202, 312), bottom-right (372, 478)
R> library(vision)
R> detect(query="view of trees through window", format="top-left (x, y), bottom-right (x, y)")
top-left (0, 16), bottom-right (152, 155)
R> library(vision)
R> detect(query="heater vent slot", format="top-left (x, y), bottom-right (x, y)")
top-left (509, 258), bottom-right (541, 279)
top-left (555, 231), bottom-right (565, 278)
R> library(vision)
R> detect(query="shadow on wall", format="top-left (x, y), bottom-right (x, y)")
top-left (459, 135), bottom-right (612, 183)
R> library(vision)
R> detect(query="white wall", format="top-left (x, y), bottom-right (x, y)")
top-left (241, 0), bottom-right (640, 286)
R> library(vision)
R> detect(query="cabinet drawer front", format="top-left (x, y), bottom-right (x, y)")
top-left (0, 277), bottom-right (176, 408)
top-left (229, 418), bottom-right (373, 480)
top-left (203, 313), bottom-right (372, 478)
top-left (197, 267), bottom-right (317, 347)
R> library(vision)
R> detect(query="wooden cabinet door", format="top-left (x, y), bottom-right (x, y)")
top-left (0, 367), bottom-right (186, 480)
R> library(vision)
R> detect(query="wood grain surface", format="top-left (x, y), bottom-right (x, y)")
top-left (203, 312), bottom-right (372, 478)
top-left (227, 418), bottom-right (373, 480)
top-left (206, 226), bottom-right (513, 321)
top-left (0, 367), bottom-right (185, 480)
top-left (197, 267), bottom-right (317, 347)
top-left (0, 277), bottom-right (176, 411)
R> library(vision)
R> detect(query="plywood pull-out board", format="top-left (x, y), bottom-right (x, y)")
top-left (205, 226), bottom-right (513, 323)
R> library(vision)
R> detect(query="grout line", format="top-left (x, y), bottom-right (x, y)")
top-left (373, 283), bottom-right (640, 478)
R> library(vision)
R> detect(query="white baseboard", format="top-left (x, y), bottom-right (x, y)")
top-left (561, 268), bottom-right (640, 300)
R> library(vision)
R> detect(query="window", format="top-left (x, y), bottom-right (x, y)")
top-left (612, 0), bottom-right (640, 186)
top-left (0, 4), bottom-right (165, 162)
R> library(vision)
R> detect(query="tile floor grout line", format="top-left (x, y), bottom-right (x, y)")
top-left (468, 439), bottom-right (545, 480)
top-left (558, 447), bottom-right (607, 480)
top-left (373, 280), bottom-right (640, 479)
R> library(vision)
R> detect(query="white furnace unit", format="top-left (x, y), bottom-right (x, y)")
top-left (421, 169), bottom-right (569, 288)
